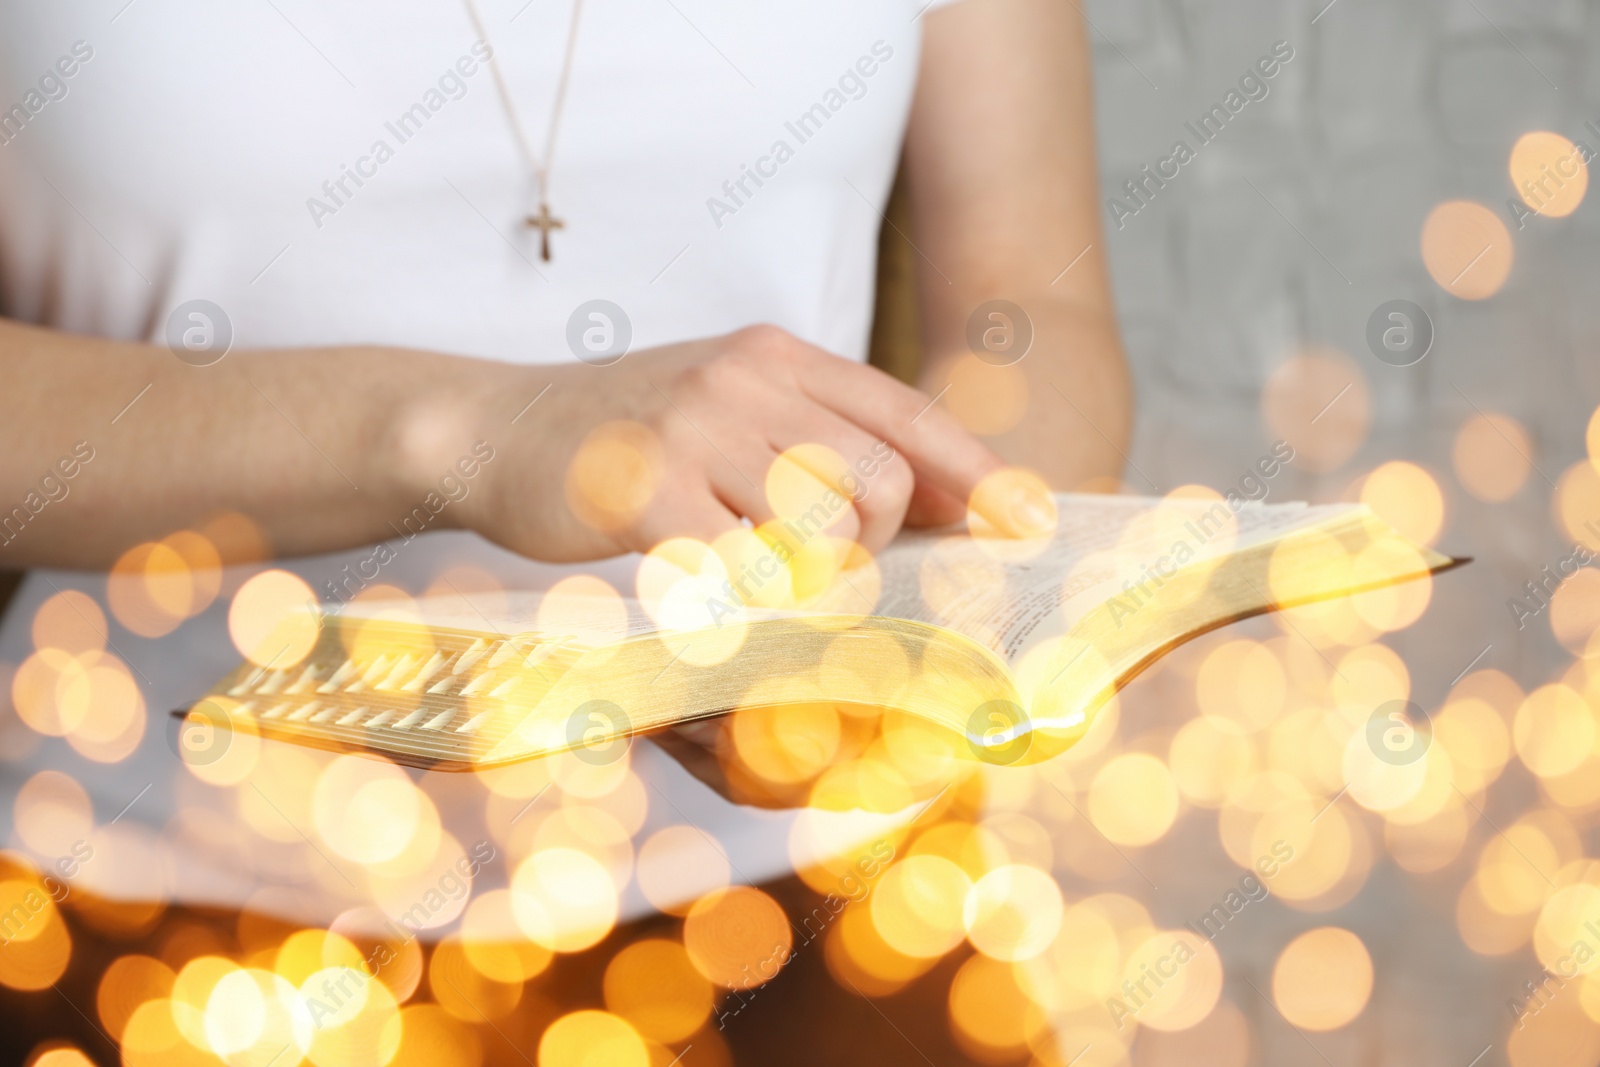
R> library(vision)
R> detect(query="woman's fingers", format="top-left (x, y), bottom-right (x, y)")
top-left (764, 400), bottom-right (912, 554)
top-left (703, 440), bottom-right (781, 530)
top-left (904, 480), bottom-right (967, 529)
top-left (630, 487), bottom-right (743, 553)
top-left (599, 326), bottom-right (1017, 566)
top-left (784, 343), bottom-right (1005, 509)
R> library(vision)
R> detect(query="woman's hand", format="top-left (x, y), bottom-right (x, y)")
top-left (0, 316), bottom-right (1001, 568)
top-left (439, 324), bottom-right (1006, 563)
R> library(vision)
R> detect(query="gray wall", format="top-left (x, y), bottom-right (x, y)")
top-left (1076, 3), bottom-right (1595, 1063)
top-left (1094, 0), bottom-right (1593, 684)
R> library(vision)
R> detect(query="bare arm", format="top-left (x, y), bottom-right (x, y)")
top-left (0, 318), bottom-right (1002, 570)
top-left (906, 0), bottom-right (1132, 490)
top-left (0, 319), bottom-right (437, 567)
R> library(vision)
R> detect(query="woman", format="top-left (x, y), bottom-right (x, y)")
top-left (0, 0), bottom-right (1127, 1060)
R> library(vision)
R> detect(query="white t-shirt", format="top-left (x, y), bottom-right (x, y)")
top-left (0, 0), bottom-right (962, 925)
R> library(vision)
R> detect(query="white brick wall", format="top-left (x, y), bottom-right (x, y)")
top-left (1081, 6), bottom-right (1598, 1062)
top-left (1095, 0), bottom-right (1590, 561)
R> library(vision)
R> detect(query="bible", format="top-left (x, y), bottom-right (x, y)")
top-left (183, 493), bottom-right (1459, 773)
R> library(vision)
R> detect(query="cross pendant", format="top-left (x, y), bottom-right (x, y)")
top-left (525, 200), bottom-right (564, 262)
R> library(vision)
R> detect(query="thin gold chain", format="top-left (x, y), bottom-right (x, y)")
top-left (461, 0), bottom-right (586, 209)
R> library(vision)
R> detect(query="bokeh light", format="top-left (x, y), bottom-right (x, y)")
top-left (1421, 199), bottom-right (1513, 300)
top-left (1358, 461), bottom-right (1445, 547)
top-left (1510, 131), bottom-right (1588, 218)
top-left (511, 847), bottom-right (619, 953)
top-left (1271, 926), bottom-right (1374, 1031)
top-left (228, 569), bottom-right (320, 669)
top-left (538, 1010), bottom-right (649, 1067)
top-left (603, 939), bottom-right (714, 1043)
top-left (565, 420), bottom-right (665, 534)
top-left (1262, 350), bottom-right (1370, 473)
top-left (1454, 411), bottom-right (1533, 502)
top-left (683, 885), bottom-right (792, 990)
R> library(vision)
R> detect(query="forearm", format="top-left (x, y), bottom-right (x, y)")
top-left (0, 317), bottom-right (502, 568)
top-left (907, 0), bottom-right (1131, 491)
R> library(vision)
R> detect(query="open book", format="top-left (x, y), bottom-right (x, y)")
top-left (189, 494), bottom-right (1459, 772)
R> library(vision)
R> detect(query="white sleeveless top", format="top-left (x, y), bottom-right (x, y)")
top-left (0, 0), bottom-right (961, 926)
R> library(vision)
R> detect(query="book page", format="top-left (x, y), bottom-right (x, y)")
top-left (334, 495), bottom-right (1362, 669)
top-left (340, 587), bottom-right (663, 641)
top-left (871, 494), bottom-right (1363, 663)
top-left (207, 493), bottom-right (1406, 770)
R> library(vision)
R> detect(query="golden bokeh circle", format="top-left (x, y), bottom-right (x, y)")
top-left (1271, 926), bottom-right (1373, 1031)
top-left (1262, 350), bottom-right (1370, 474)
top-left (602, 939), bottom-right (715, 1043)
top-left (683, 885), bottom-right (793, 990)
top-left (1510, 131), bottom-right (1588, 218)
top-left (1421, 200), bottom-right (1513, 301)
top-left (1455, 411), bottom-right (1532, 502)
top-left (537, 1010), bottom-right (649, 1067)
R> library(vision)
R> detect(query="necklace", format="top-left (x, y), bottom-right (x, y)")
top-left (463, 0), bottom-right (585, 261)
